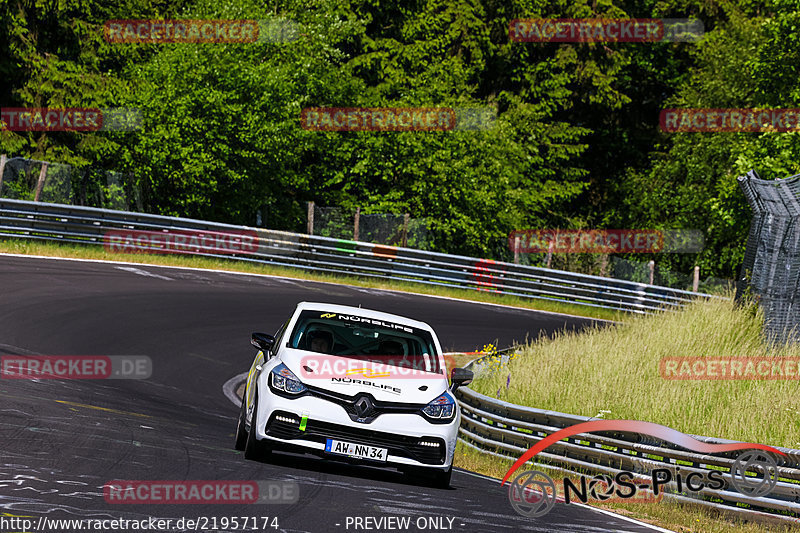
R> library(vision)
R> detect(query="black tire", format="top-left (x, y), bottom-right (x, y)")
top-left (234, 393), bottom-right (248, 451)
top-left (244, 392), bottom-right (270, 460)
top-left (406, 465), bottom-right (452, 489)
top-left (432, 466), bottom-right (452, 489)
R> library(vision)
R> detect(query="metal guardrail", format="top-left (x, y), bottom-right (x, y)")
top-left (0, 198), bottom-right (718, 315)
top-left (455, 355), bottom-right (800, 524)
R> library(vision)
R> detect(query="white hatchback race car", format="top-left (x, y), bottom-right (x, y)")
top-left (234, 302), bottom-right (473, 488)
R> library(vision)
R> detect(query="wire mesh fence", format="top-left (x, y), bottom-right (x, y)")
top-left (736, 169), bottom-right (800, 343)
top-left (102, 170), bottom-right (142, 211)
top-left (0, 154), bottom-right (738, 296)
top-left (0, 157), bottom-right (73, 203)
top-left (0, 155), bottom-right (144, 211)
top-left (309, 204), bottom-right (429, 248)
top-left (359, 213), bottom-right (429, 248)
top-left (512, 248), bottom-right (728, 292)
top-left (312, 205), bottom-right (354, 239)
top-left (610, 256), bottom-right (730, 293)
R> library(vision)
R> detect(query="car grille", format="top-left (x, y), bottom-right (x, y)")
top-left (305, 385), bottom-right (423, 424)
top-left (265, 411), bottom-right (446, 465)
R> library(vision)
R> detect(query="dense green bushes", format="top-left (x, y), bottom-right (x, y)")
top-left (2, 0), bottom-right (797, 276)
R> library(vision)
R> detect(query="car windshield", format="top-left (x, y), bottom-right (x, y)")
top-left (288, 310), bottom-right (443, 374)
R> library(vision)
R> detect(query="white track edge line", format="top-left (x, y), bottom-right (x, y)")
top-left (223, 372), bottom-right (248, 408)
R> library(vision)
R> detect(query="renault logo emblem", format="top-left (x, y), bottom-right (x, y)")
top-left (354, 397), bottom-right (372, 418)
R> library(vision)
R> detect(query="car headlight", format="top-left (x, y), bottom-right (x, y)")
top-left (270, 363), bottom-right (307, 395)
top-left (421, 392), bottom-right (456, 421)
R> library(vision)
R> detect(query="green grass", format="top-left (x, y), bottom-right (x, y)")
top-left (0, 237), bottom-right (627, 323)
top-left (458, 295), bottom-right (800, 530)
top-left (471, 294), bottom-right (799, 448)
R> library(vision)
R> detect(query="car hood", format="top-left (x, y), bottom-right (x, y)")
top-left (280, 350), bottom-right (449, 404)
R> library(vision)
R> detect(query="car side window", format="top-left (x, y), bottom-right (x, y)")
top-left (270, 320), bottom-right (288, 357)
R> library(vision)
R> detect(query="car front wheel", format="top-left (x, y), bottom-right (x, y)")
top-left (234, 394), bottom-right (248, 451)
top-left (432, 466), bottom-right (452, 489)
top-left (406, 465), bottom-right (452, 489)
top-left (244, 392), bottom-right (271, 460)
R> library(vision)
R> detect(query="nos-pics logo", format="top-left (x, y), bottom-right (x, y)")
top-left (502, 420), bottom-right (783, 518)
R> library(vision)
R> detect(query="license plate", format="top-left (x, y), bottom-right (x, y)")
top-left (325, 439), bottom-right (388, 462)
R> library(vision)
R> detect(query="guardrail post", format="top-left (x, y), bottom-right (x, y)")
top-left (649, 259), bottom-right (655, 285)
top-left (0, 154), bottom-right (6, 195)
top-left (402, 213), bottom-right (409, 247)
top-left (306, 201), bottom-right (314, 235)
top-left (33, 162), bottom-right (48, 202)
top-left (354, 206), bottom-right (360, 241)
top-left (693, 265), bottom-right (700, 292)
top-left (513, 235), bottom-right (520, 264)
top-left (545, 240), bottom-right (554, 268)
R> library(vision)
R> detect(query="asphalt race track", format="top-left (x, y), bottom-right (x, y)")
top-left (0, 254), bottom-right (669, 533)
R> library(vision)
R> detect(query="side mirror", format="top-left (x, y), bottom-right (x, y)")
top-left (251, 332), bottom-right (275, 352)
top-left (450, 367), bottom-right (474, 392)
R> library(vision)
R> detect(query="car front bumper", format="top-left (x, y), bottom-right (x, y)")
top-left (253, 382), bottom-right (458, 471)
